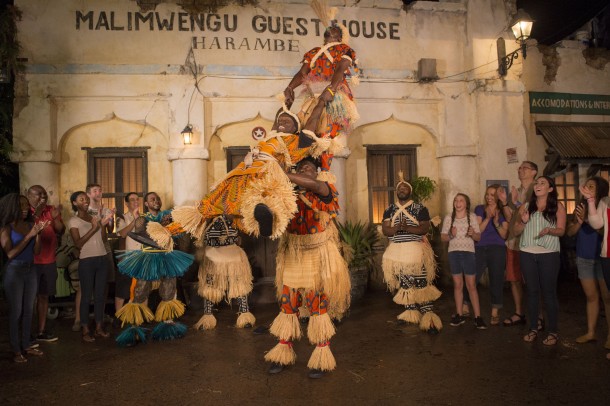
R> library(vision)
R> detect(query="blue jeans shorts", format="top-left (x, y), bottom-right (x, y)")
top-left (448, 251), bottom-right (477, 276)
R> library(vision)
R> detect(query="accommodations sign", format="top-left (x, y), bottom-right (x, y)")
top-left (529, 92), bottom-right (610, 115)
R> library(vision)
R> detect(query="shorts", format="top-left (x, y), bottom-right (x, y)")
top-left (448, 251), bottom-right (476, 276)
top-left (576, 257), bottom-right (604, 280)
top-left (34, 262), bottom-right (57, 296)
top-left (115, 271), bottom-right (133, 300)
top-left (505, 248), bottom-right (523, 282)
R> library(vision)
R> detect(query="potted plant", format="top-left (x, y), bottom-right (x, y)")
top-left (336, 220), bottom-right (380, 301)
top-left (410, 176), bottom-right (441, 238)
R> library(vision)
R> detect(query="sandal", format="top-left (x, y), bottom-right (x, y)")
top-left (25, 347), bottom-right (44, 356)
top-left (537, 318), bottom-right (545, 332)
top-left (503, 313), bottom-right (526, 327)
top-left (13, 353), bottom-right (27, 363)
top-left (543, 333), bottom-right (559, 346)
top-left (523, 330), bottom-right (538, 343)
top-left (490, 315), bottom-right (500, 326)
top-left (95, 329), bottom-right (110, 338)
top-left (82, 332), bottom-right (95, 343)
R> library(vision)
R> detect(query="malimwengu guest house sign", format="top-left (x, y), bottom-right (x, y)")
top-left (529, 92), bottom-right (610, 116)
top-left (76, 10), bottom-right (400, 53)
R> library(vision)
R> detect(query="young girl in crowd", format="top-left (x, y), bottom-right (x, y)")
top-left (0, 194), bottom-right (46, 363)
top-left (69, 191), bottom-right (113, 342)
top-left (566, 177), bottom-right (610, 347)
top-left (514, 176), bottom-right (566, 346)
top-left (441, 193), bottom-right (486, 329)
top-left (472, 185), bottom-right (509, 326)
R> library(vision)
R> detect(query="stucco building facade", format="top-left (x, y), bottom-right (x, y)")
top-left (11, 0), bottom-right (610, 246)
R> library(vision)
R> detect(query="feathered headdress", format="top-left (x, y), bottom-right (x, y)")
top-left (310, 0), bottom-right (349, 45)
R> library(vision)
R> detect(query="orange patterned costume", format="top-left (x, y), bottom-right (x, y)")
top-left (172, 130), bottom-right (337, 241)
top-left (298, 42), bottom-right (359, 139)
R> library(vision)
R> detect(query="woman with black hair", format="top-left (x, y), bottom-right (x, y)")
top-left (513, 176), bottom-right (566, 346)
top-left (566, 177), bottom-right (610, 346)
top-left (0, 193), bottom-right (46, 363)
top-left (68, 191), bottom-right (113, 342)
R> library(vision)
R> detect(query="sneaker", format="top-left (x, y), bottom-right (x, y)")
top-left (450, 314), bottom-right (466, 327)
top-left (27, 342), bottom-right (40, 349)
top-left (268, 363), bottom-right (284, 374)
top-left (308, 369), bottom-right (326, 379)
top-left (36, 332), bottom-right (58, 342)
top-left (474, 317), bottom-right (488, 330)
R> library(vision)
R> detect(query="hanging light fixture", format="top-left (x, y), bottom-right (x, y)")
top-left (181, 124), bottom-right (193, 145)
top-left (498, 9), bottom-right (534, 76)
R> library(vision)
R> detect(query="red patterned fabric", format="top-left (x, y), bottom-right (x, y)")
top-left (279, 285), bottom-right (329, 317)
top-left (302, 43), bottom-right (356, 100)
top-left (287, 184), bottom-right (339, 235)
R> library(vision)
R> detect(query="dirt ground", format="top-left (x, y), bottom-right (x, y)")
top-left (1, 279), bottom-right (609, 406)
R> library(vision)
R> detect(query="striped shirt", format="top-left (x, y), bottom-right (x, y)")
top-left (383, 202), bottom-right (430, 243)
top-left (520, 211), bottom-right (560, 253)
top-left (204, 216), bottom-right (239, 247)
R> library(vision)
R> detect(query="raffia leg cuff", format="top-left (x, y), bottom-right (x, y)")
top-left (194, 314), bottom-right (217, 330)
top-left (307, 313), bottom-right (336, 344)
top-left (307, 342), bottom-right (336, 371)
top-left (265, 341), bottom-right (296, 366)
top-left (155, 299), bottom-right (186, 322)
top-left (269, 312), bottom-right (302, 341)
top-left (236, 311), bottom-right (256, 328)
top-left (115, 302), bottom-right (154, 326)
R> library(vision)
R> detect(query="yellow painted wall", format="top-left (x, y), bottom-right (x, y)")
top-left (59, 116), bottom-right (172, 217)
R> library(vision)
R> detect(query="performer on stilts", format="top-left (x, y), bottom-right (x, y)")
top-left (115, 192), bottom-right (194, 347)
top-left (194, 214), bottom-right (255, 330)
top-left (265, 157), bottom-right (350, 379)
top-left (381, 173), bottom-right (443, 335)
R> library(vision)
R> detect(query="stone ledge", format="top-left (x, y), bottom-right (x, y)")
top-left (167, 147), bottom-right (210, 161)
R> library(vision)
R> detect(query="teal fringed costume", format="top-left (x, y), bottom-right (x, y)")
top-left (115, 210), bottom-right (193, 347)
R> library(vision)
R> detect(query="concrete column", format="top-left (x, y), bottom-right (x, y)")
top-left (331, 146), bottom-right (351, 223)
top-left (16, 153), bottom-right (61, 204)
top-left (167, 146), bottom-right (209, 206)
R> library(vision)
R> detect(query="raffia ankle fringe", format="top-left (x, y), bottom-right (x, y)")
top-left (116, 302), bottom-right (154, 326)
top-left (155, 299), bottom-right (186, 322)
top-left (397, 309), bottom-right (421, 324)
top-left (194, 314), bottom-right (217, 330)
top-left (236, 311), bottom-right (256, 328)
top-left (307, 344), bottom-right (336, 371)
top-left (265, 341), bottom-right (296, 365)
top-left (419, 311), bottom-right (443, 332)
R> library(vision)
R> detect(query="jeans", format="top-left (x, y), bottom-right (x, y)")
top-left (78, 255), bottom-right (109, 326)
top-left (464, 245), bottom-right (506, 308)
top-left (3, 260), bottom-right (38, 353)
top-left (520, 251), bottom-right (560, 333)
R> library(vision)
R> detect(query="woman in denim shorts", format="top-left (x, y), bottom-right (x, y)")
top-left (567, 177), bottom-right (610, 347)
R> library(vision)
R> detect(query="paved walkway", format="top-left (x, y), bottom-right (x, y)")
top-left (1, 280), bottom-right (609, 405)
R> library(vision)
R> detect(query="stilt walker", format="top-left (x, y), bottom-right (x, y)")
top-left (194, 215), bottom-right (255, 330)
top-left (265, 157), bottom-right (350, 379)
top-left (381, 172), bottom-right (443, 334)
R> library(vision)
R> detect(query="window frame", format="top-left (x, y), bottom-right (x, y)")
top-left (553, 164), bottom-right (579, 216)
top-left (365, 144), bottom-right (419, 224)
top-left (83, 147), bottom-right (149, 215)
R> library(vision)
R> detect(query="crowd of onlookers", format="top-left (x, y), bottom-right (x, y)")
top-left (440, 161), bottom-right (610, 360)
top-left (3, 160), bottom-right (610, 362)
